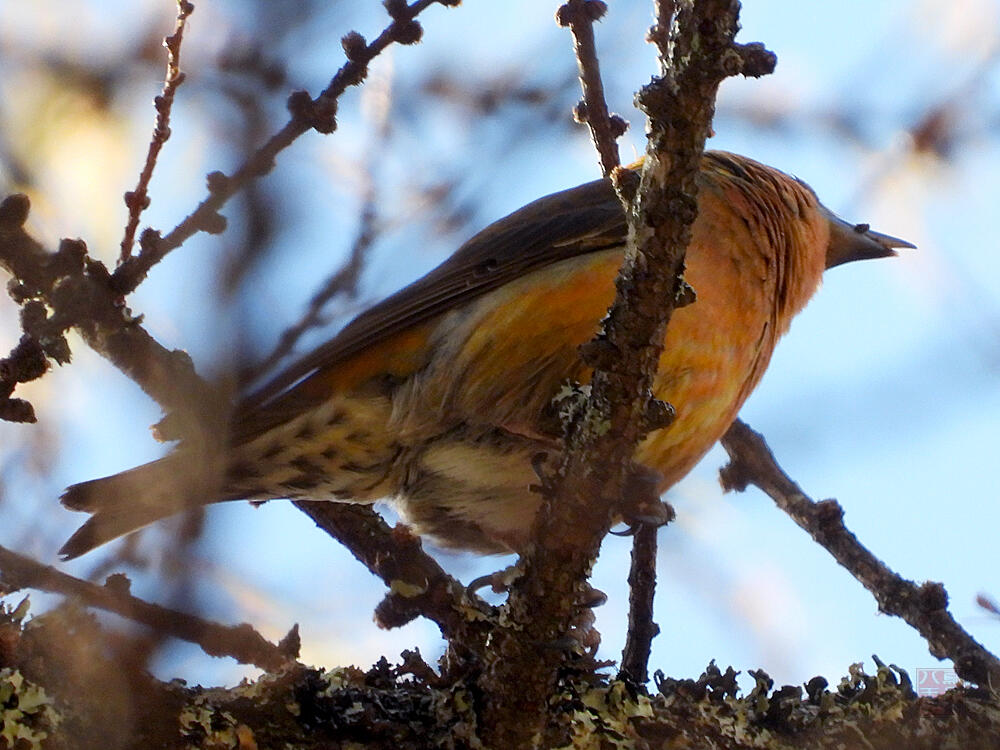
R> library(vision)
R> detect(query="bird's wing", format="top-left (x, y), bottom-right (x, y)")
top-left (233, 175), bottom-right (627, 439)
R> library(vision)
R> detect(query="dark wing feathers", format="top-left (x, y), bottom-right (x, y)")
top-left (240, 175), bottom-right (627, 414)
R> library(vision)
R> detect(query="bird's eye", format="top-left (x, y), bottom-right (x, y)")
top-left (475, 258), bottom-right (499, 277)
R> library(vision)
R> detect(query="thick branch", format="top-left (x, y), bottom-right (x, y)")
top-left (720, 418), bottom-right (1000, 687)
top-left (0, 195), bottom-right (217, 422)
top-left (478, 2), bottom-right (774, 745)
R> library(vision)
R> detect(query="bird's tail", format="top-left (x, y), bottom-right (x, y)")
top-left (59, 454), bottom-right (228, 560)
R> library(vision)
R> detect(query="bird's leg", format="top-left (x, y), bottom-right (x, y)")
top-left (467, 562), bottom-right (605, 603)
top-left (527, 450), bottom-right (556, 497)
top-left (612, 462), bottom-right (675, 536)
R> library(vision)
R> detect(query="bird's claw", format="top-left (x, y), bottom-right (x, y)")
top-left (466, 563), bottom-right (522, 596)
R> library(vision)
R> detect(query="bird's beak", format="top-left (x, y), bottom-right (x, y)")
top-left (824, 210), bottom-right (916, 269)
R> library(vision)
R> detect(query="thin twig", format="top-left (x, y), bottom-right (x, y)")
top-left (249, 214), bottom-right (370, 379)
top-left (557, 0), bottom-right (624, 177)
top-left (619, 523), bottom-right (659, 686)
top-left (119, 0), bottom-right (194, 263)
top-left (720, 418), bottom-right (1000, 687)
top-left (111, 0), bottom-right (454, 295)
top-left (0, 544), bottom-right (294, 671)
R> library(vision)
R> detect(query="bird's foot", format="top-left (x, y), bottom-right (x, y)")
top-left (466, 562), bottom-right (523, 596)
top-left (612, 462), bottom-right (675, 536)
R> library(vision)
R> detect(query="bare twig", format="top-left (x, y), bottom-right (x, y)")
top-left (0, 544), bottom-right (294, 671)
top-left (111, 0), bottom-right (456, 295)
top-left (119, 0), bottom-right (194, 263)
top-left (720, 418), bottom-right (1000, 687)
top-left (478, 3), bottom-right (775, 745)
top-left (556, 0), bottom-right (625, 177)
top-left (619, 523), bottom-right (659, 686)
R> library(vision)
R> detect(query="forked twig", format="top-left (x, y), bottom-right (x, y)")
top-left (111, 0), bottom-right (457, 295)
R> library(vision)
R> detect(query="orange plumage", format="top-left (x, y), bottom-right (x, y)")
top-left (58, 152), bottom-right (912, 559)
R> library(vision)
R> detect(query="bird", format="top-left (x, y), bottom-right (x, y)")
top-left (58, 151), bottom-right (913, 560)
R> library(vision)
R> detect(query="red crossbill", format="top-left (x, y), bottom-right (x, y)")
top-left (58, 151), bottom-right (912, 559)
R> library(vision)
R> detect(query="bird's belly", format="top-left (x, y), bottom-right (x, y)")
top-left (391, 430), bottom-right (544, 554)
top-left (389, 341), bottom-right (764, 554)
top-left (637, 305), bottom-right (771, 489)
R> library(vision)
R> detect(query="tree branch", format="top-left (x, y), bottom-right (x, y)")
top-left (294, 502), bottom-right (492, 658)
top-left (478, 3), bottom-right (775, 745)
top-left (0, 195), bottom-right (217, 423)
top-left (556, 0), bottom-right (626, 177)
top-left (119, 0), bottom-right (194, 263)
top-left (0, 544), bottom-right (294, 671)
top-left (619, 523), bottom-right (659, 685)
top-left (110, 0), bottom-right (457, 295)
top-left (720, 418), bottom-right (1000, 687)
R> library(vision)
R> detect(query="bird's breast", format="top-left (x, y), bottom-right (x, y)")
top-left (418, 213), bottom-right (779, 483)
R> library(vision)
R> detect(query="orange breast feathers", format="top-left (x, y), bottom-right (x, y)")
top-left (384, 162), bottom-right (831, 491)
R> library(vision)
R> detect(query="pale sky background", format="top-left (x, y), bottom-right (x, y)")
top-left (1, 0), bottom-right (998, 695)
